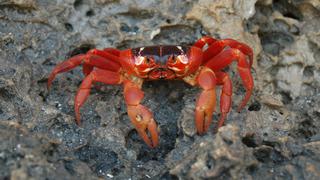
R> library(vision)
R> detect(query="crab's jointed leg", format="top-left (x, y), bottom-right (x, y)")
top-left (123, 80), bottom-right (159, 148)
top-left (193, 36), bottom-right (218, 49)
top-left (82, 48), bottom-right (120, 76)
top-left (205, 48), bottom-right (254, 112)
top-left (103, 48), bottom-right (121, 56)
top-left (215, 71), bottom-right (232, 128)
top-left (74, 69), bottom-right (121, 125)
top-left (47, 50), bottom-right (121, 89)
top-left (201, 39), bottom-right (253, 67)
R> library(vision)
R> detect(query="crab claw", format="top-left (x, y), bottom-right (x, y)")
top-left (127, 105), bottom-right (159, 148)
top-left (195, 67), bottom-right (217, 134)
top-left (195, 89), bottom-right (216, 134)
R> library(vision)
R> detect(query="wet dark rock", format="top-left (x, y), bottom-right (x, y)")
top-left (167, 125), bottom-right (258, 179)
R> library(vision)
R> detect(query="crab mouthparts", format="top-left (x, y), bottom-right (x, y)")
top-left (149, 68), bottom-right (175, 80)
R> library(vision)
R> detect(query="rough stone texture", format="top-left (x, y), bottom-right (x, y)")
top-left (0, 0), bottom-right (319, 179)
top-left (167, 125), bottom-right (258, 179)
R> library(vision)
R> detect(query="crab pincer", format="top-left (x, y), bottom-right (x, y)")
top-left (123, 80), bottom-right (159, 147)
top-left (195, 67), bottom-right (217, 134)
top-left (127, 105), bottom-right (159, 148)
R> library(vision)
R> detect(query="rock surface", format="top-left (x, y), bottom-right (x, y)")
top-left (0, 0), bottom-right (319, 179)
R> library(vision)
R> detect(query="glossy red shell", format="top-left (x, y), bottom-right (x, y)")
top-left (119, 45), bottom-right (203, 80)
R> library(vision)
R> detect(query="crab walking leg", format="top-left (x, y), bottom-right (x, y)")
top-left (81, 49), bottom-right (122, 91)
top-left (103, 48), bottom-right (121, 56)
top-left (74, 69), bottom-right (121, 125)
top-left (47, 54), bottom-right (121, 89)
top-left (194, 67), bottom-right (217, 134)
top-left (215, 71), bottom-right (232, 128)
top-left (82, 64), bottom-right (94, 76)
top-left (123, 80), bottom-right (159, 148)
top-left (82, 48), bottom-right (121, 76)
top-left (202, 39), bottom-right (253, 67)
top-left (193, 36), bottom-right (218, 49)
top-left (205, 48), bottom-right (254, 112)
top-left (87, 48), bottom-right (121, 62)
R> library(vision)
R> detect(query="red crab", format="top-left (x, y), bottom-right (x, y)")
top-left (47, 36), bottom-right (254, 148)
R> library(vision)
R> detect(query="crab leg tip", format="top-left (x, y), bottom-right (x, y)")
top-left (217, 112), bottom-right (227, 129)
top-left (148, 118), bottom-right (159, 147)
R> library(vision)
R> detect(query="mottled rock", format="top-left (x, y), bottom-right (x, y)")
top-left (167, 125), bottom-right (258, 179)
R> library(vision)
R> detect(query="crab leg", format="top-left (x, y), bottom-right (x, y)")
top-left (194, 67), bottom-right (217, 134)
top-left (82, 48), bottom-right (120, 76)
top-left (88, 48), bottom-right (120, 61)
top-left (103, 48), bottom-right (121, 56)
top-left (82, 64), bottom-right (94, 76)
top-left (202, 39), bottom-right (253, 67)
top-left (47, 53), bottom-right (121, 89)
top-left (123, 80), bottom-right (159, 148)
top-left (205, 48), bottom-right (253, 112)
top-left (193, 36), bottom-right (218, 49)
top-left (215, 71), bottom-right (232, 128)
top-left (74, 69), bottom-right (121, 125)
